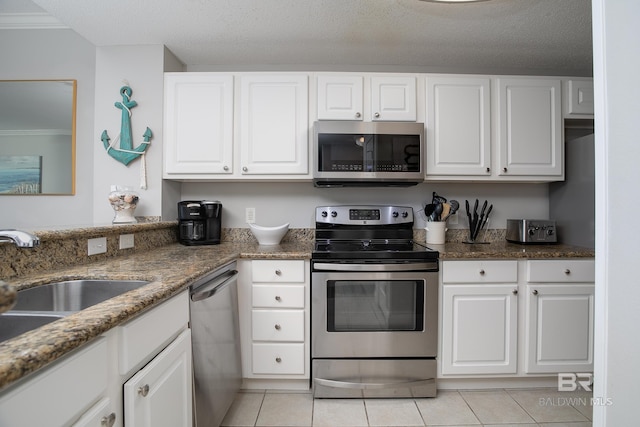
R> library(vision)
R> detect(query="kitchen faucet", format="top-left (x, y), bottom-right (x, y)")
top-left (0, 230), bottom-right (40, 248)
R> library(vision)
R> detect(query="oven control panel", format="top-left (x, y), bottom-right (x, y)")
top-left (316, 205), bottom-right (413, 225)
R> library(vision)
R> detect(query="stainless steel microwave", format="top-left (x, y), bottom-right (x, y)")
top-left (313, 121), bottom-right (425, 187)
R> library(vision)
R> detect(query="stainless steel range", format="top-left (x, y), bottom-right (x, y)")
top-left (311, 205), bottom-right (439, 398)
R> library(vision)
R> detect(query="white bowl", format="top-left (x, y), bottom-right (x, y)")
top-left (249, 223), bottom-right (289, 245)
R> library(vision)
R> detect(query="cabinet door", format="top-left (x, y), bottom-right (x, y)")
top-left (239, 75), bottom-right (309, 175)
top-left (124, 329), bottom-right (193, 427)
top-left (426, 76), bottom-right (491, 177)
top-left (370, 76), bottom-right (417, 121)
top-left (71, 398), bottom-right (115, 427)
top-left (317, 75), bottom-right (364, 120)
top-left (496, 78), bottom-right (563, 177)
top-left (164, 73), bottom-right (234, 175)
top-left (525, 284), bottom-right (594, 373)
top-left (441, 285), bottom-right (518, 375)
top-left (564, 79), bottom-right (594, 117)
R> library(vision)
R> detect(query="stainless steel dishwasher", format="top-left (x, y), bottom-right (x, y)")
top-left (189, 261), bottom-right (241, 427)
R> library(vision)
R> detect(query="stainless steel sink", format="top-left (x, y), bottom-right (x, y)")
top-left (0, 312), bottom-right (65, 342)
top-left (10, 279), bottom-right (150, 313)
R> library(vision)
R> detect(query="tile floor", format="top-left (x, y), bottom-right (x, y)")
top-left (221, 388), bottom-right (593, 427)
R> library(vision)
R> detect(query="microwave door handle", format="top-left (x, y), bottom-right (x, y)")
top-left (314, 377), bottom-right (435, 391)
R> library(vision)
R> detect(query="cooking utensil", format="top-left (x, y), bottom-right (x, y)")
top-left (440, 203), bottom-right (450, 221)
top-left (432, 203), bottom-right (443, 221)
top-left (432, 191), bottom-right (447, 205)
top-left (473, 200), bottom-right (488, 240)
top-left (424, 203), bottom-right (437, 219)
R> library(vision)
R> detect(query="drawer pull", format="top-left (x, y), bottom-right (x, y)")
top-left (479, 269), bottom-right (485, 276)
top-left (275, 324), bottom-right (281, 330)
top-left (512, 289), bottom-right (518, 295)
top-left (532, 289), bottom-right (539, 296)
top-left (276, 357), bottom-right (282, 363)
top-left (138, 384), bottom-right (150, 397)
top-left (275, 269), bottom-right (282, 276)
top-left (101, 413), bottom-right (116, 427)
top-left (564, 269), bottom-right (571, 275)
top-left (275, 295), bottom-right (282, 301)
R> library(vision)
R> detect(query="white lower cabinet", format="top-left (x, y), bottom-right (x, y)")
top-left (440, 259), bottom-right (594, 379)
top-left (238, 259), bottom-right (310, 386)
top-left (0, 291), bottom-right (192, 427)
top-left (124, 329), bottom-right (193, 427)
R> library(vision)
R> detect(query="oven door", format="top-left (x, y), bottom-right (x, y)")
top-left (311, 268), bottom-right (438, 359)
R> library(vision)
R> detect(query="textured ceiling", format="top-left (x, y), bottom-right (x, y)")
top-left (12, 0), bottom-right (592, 75)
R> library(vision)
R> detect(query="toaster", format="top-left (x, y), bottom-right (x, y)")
top-left (506, 219), bottom-right (557, 244)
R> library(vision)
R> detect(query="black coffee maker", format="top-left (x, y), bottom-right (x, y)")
top-left (178, 200), bottom-right (222, 245)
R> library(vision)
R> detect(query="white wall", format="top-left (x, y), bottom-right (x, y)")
top-left (179, 181), bottom-right (549, 230)
top-left (592, 1), bottom-right (640, 425)
top-left (0, 29), bottom-right (95, 228)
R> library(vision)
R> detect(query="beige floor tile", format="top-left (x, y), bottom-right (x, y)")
top-left (313, 399), bottom-right (369, 427)
top-left (460, 390), bottom-right (535, 424)
top-left (365, 399), bottom-right (425, 426)
top-left (221, 391), bottom-right (265, 426)
top-left (538, 423), bottom-right (593, 427)
top-left (256, 392), bottom-right (314, 426)
top-left (507, 388), bottom-right (590, 423)
top-left (415, 391), bottom-right (480, 426)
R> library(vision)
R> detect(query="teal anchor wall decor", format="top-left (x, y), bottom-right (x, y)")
top-left (101, 85), bottom-right (151, 166)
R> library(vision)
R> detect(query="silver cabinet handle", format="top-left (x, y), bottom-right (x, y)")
top-left (275, 324), bottom-right (281, 330)
top-left (275, 357), bottom-right (282, 363)
top-left (275, 295), bottom-right (282, 301)
top-left (223, 165), bottom-right (229, 171)
top-left (486, 167), bottom-right (490, 173)
top-left (564, 269), bottom-right (571, 275)
top-left (275, 269), bottom-right (282, 276)
top-left (101, 413), bottom-right (116, 427)
top-left (355, 112), bottom-right (361, 118)
top-left (479, 269), bottom-right (485, 275)
top-left (242, 166), bottom-right (248, 172)
top-left (138, 384), bottom-right (150, 397)
top-left (374, 112), bottom-right (380, 118)
top-left (512, 289), bottom-right (518, 295)
top-left (532, 289), bottom-right (539, 295)
top-left (503, 167), bottom-right (508, 172)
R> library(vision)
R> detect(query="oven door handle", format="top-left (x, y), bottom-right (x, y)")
top-left (314, 377), bottom-right (435, 390)
top-left (312, 262), bottom-right (437, 272)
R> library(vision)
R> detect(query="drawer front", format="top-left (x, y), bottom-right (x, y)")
top-left (252, 260), bottom-right (305, 283)
top-left (252, 310), bottom-right (305, 342)
top-left (442, 260), bottom-right (518, 283)
top-left (118, 291), bottom-right (189, 376)
top-left (527, 260), bottom-right (595, 283)
top-left (253, 285), bottom-right (305, 308)
top-left (252, 343), bottom-right (305, 374)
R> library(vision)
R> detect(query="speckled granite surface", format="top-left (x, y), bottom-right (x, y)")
top-left (0, 222), bottom-right (593, 392)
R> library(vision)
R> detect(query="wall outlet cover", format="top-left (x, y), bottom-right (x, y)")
top-left (119, 234), bottom-right (134, 249)
top-left (88, 237), bottom-right (107, 256)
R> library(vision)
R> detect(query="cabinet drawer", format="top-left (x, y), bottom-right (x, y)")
top-left (253, 285), bottom-right (305, 308)
top-left (252, 310), bottom-right (305, 342)
top-left (442, 260), bottom-right (518, 283)
top-left (118, 291), bottom-right (189, 376)
top-left (0, 338), bottom-right (108, 427)
top-left (252, 343), bottom-right (305, 374)
top-left (252, 260), bottom-right (305, 283)
top-left (527, 260), bottom-right (595, 283)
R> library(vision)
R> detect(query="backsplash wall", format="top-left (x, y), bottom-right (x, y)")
top-left (179, 181), bottom-right (549, 230)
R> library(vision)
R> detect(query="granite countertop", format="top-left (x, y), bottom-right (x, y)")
top-left (0, 239), bottom-right (592, 392)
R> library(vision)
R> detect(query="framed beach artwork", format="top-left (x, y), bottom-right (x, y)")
top-left (0, 156), bottom-right (43, 194)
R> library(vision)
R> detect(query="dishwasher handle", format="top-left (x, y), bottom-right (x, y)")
top-left (190, 269), bottom-right (239, 302)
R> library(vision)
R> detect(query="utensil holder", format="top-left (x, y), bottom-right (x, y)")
top-left (426, 221), bottom-right (448, 245)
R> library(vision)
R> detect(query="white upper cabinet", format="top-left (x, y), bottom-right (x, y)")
top-left (163, 73), bottom-right (234, 176)
top-left (316, 74), bottom-right (417, 121)
top-left (239, 74), bottom-right (309, 175)
top-left (370, 76), bottom-right (417, 121)
top-left (495, 78), bottom-right (563, 178)
top-left (425, 76), bottom-right (491, 177)
top-left (316, 75), bottom-right (364, 120)
top-left (563, 78), bottom-right (594, 118)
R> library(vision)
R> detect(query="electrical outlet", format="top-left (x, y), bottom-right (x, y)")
top-left (246, 207), bottom-right (256, 224)
top-left (448, 212), bottom-right (459, 225)
top-left (119, 234), bottom-right (134, 249)
top-left (88, 237), bottom-right (107, 256)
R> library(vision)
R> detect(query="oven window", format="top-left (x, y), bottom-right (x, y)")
top-left (327, 280), bottom-right (424, 332)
